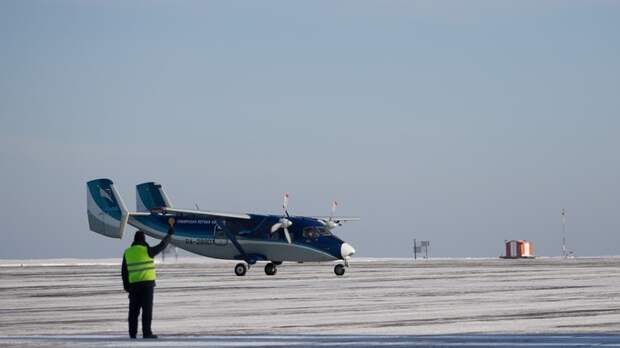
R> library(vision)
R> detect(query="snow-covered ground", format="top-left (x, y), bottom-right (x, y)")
top-left (1, 257), bottom-right (620, 347)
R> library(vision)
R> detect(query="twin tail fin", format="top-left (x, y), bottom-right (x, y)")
top-left (136, 182), bottom-right (173, 212)
top-left (86, 178), bottom-right (129, 239)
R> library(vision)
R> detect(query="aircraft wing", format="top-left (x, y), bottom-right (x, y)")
top-left (313, 217), bottom-right (360, 222)
top-left (152, 207), bottom-right (252, 220)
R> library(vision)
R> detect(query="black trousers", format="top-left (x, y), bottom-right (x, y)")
top-left (128, 286), bottom-right (154, 337)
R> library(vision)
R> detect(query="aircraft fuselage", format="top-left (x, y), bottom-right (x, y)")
top-left (129, 213), bottom-right (345, 263)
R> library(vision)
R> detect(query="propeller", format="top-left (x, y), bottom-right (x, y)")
top-left (271, 193), bottom-right (292, 244)
top-left (321, 201), bottom-right (342, 230)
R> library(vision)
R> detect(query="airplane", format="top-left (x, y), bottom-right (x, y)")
top-left (86, 178), bottom-right (358, 276)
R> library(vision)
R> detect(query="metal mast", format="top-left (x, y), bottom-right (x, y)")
top-left (561, 208), bottom-right (567, 258)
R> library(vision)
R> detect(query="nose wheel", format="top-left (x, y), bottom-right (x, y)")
top-left (264, 262), bottom-right (278, 276)
top-left (334, 264), bottom-right (346, 276)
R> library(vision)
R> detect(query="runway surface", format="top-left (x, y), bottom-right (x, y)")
top-left (3, 334), bottom-right (620, 347)
top-left (1, 257), bottom-right (620, 347)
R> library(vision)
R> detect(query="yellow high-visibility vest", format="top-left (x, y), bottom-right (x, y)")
top-left (124, 245), bottom-right (156, 283)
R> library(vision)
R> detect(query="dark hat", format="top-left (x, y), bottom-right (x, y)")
top-left (133, 231), bottom-right (146, 244)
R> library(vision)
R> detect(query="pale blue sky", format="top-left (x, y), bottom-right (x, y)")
top-left (1, 1), bottom-right (619, 259)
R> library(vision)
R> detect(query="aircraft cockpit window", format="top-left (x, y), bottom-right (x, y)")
top-left (317, 227), bottom-right (331, 236)
top-left (303, 227), bottom-right (331, 239)
top-left (303, 228), bottom-right (318, 239)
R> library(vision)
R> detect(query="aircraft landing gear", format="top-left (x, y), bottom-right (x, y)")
top-left (334, 264), bottom-right (346, 276)
top-left (234, 263), bottom-right (247, 276)
top-left (264, 262), bottom-right (278, 276)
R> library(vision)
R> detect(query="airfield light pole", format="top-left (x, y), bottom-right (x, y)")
top-left (561, 208), bottom-right (567, 258)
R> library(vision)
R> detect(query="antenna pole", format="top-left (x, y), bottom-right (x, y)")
top-left (561, 208), bottom-right (567, 258)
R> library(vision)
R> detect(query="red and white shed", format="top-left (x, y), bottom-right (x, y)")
top-left (502, 240), bottom-right (535, 259)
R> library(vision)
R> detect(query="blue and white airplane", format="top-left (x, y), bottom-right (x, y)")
top-left (87, 179), bottom-right (358, 276)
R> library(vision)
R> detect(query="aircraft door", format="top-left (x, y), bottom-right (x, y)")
top-left (214, 224), bottom-right (228, 246)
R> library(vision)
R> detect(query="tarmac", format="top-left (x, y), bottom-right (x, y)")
top-left (1, 257), bottom-right (620, 347)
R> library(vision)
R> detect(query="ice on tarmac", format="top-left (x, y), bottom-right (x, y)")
top-left (1, 257), bottom-right (620, 347)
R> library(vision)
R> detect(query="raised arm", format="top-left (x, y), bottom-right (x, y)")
top-left (148, 226), bottom-right (173, 258)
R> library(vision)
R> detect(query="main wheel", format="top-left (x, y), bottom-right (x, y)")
top-left (234, 263), bottom-right (247, 276)
top-left (334, 264), bottom-right (346, 276)
top-left (265, 262), bottom-right (277, 276)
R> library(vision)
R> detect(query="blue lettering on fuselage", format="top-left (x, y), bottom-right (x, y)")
top-left (176, 219), bottom-right (218, 225)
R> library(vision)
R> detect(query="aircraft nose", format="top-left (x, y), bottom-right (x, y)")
top-left (341, 243), bottom-right (356, 259)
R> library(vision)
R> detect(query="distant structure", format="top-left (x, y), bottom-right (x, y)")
top-left (413, 239), bottom-right (430, 260)
top-left (501, 240), bottom-right (535, 259)
top-left (560, 208), bottom-right (575, 258)
top-left (562, 208), bottom-right (567, 258)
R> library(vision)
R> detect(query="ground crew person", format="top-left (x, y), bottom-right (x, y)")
top-left (122, 221), bottom-right (174, 339)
